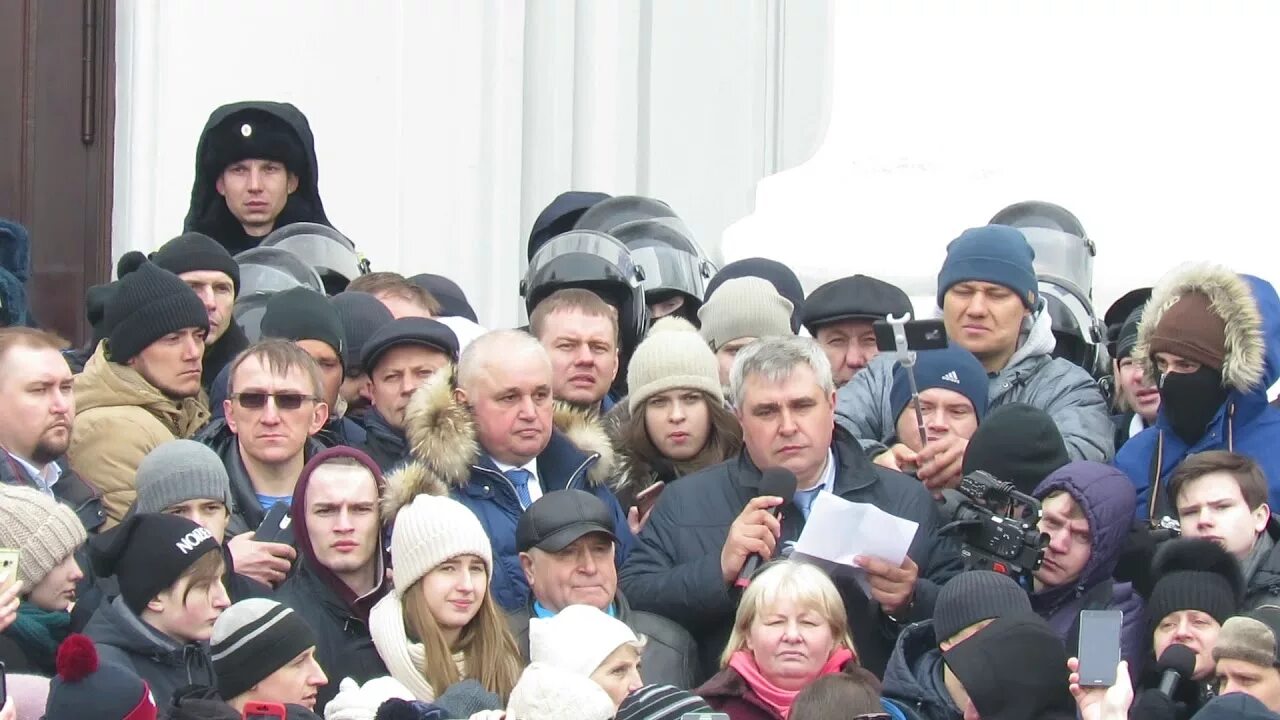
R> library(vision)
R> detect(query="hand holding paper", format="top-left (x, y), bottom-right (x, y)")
top-left (792, 492), bottom-right (919, 603)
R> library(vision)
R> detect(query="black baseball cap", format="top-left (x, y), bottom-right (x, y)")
top-left (801, 274), bottom-right (913, 335)
top-left (360, 317), bottom-right (459, 373)
top-left (517, 489), bottom-right (618, 553)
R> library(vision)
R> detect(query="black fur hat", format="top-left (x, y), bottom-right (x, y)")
top-left (1143, 537), bottom-right (1246, 635)
top-left (200, 109), bottom-right (307, 180)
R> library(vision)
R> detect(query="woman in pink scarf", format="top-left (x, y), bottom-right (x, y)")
top-left (694, 561), bottom-right (862, 720)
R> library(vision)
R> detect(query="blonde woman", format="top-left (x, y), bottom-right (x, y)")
top-left (695, 561), bottom-right (860, 720)
top-left (369, 493), bottom-right (522, 703)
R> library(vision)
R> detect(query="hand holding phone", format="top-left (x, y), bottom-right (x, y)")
top-left (1076, 610), bottom-right (1124, 687)
top-left (634, 481), bottom-right (666, 517)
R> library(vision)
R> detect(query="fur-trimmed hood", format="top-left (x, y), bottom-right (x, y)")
top-left (383, 365), bottom-right (616, 518)
top-left (1134, 263), bottom-right (1268, 391)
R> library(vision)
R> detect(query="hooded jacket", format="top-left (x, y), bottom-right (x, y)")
top-left (1031, 462), bottom-right (1146, 671)
top-left (275, 447), bottom-right (391, 713)
top-left (834, 305), bottom-right (1114, 463)
top-left (68, 342), bottom-right (211, 527)
top-left (183, 101), bottom-right (333, 255)
top-left (382, 366), bottom-right (634, 613)
top-left (881, 621), bottom-right (963, 720)
top-left (82, 595), bottom-right (218, 710)
top-left (1115, 267), bottom-right (1280, 522)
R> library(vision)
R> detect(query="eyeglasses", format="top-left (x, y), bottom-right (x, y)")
top-left (230, 392), bottom-right (319, 411)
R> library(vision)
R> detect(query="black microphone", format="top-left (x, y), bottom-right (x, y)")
top-left (1156, 643), bottom-right (1197, 698)
top-left (735, 467), bottom-right (799, 590)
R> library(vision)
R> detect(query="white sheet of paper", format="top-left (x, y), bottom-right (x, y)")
top-left (792, 491), bottom-right (920, 597)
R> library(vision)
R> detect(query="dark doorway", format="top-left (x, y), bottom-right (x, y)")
top-left (0, 0), bottom-right (115, 344)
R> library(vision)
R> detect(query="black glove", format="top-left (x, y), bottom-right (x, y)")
top-left (1131, 688), bottom-right (1183, 720)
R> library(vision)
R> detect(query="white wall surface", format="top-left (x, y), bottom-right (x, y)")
top-left (724, 0), bottom-right (1280, 317)
top-left (112, 0), bottom-right (832, 329)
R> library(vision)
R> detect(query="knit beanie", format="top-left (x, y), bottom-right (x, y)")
top-left (616, 685), bottom-right (713, 720)
top-left (933, 570), bottom-right (1035, 645)
top-left (936, 225), bottom-right (1039, 309)
top-left (45, 634), bottom-right (158, 720)
top-left (1148, 290), bottom-right (1228, 373)
top-left (1116, 305), bottom-right (1145, 360)
top-left (322, 676), bottom-right (416, 720)
top-left (704, 257), bottom-right (806, 333)
top-left (211, 598), bottom-right (320, 700)
top-left (88, 513), bottom-right (221, 615)
top-left (332, 291), bottom-right (395, 371)
top-left (1193, 692), bottom-right (1280, 720)
top-left (698, 276), bottom-right (794, 351)
top-left (943, 615), bottom-right (1075, 720)
top-left (506, 662), bottom-right (617, 720)
top-left (410, 273), bottom-right (478, 323)
top-left (105, 261), bottom-right (209, 363)
top-left (1214, 605), bottom-right (1280, 668)
top-left (0, 485), bottom-right (87, 589)
top-left (435, 679), bottom-right (503, 718)
top-left (529, 604), bottom-right (641, 678)
top-left (260, 287), bottom-right (345, 361)
top-left (961, 402), bottom-right (1070, 496)
top-left (150, 232), bottom-right (241, 295)
top-left (132, 440), bottom-right (235, 516)
top-left (889, 347), bottom-right (989, 430)
top-left (1144, 539), bottom-right (1245, 637)
top-left (627, 317), bottom-right (724, 412)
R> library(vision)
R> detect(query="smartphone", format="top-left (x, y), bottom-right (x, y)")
top-left (0, 548), bottom-right (18, 587)
top-left (1076, 609), bottom-right (1123, 686)
top-left (873, 318), bottom-right (948, 353)
top-left (254, 503), bottom-right (295, 546)
top-left (242, 701), bottom-right (287, 720)
top-left (634, 481), bottom-right (666, 517)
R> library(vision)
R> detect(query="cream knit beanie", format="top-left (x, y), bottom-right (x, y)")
top-left (506, 662), bottom-right (617, 720)
top-left (627, 317), bottom-right (724, 412)
top-left (390, 493), bottom-right (493, 596)
top-left (529, 604), bottom-right (642, 678)
top-left (0, 485), bottom-right (87, 589)
top-left (697, 276), bottom-right (794, 351)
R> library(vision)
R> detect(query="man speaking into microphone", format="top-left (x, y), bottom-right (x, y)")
top-left (620, 336), bottom-right (962, 680)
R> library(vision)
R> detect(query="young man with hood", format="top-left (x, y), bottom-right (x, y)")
top-left (382, 329), bottom-right (633, 613)
top-left (275, 447), bottom-right (390, 712)
top-left (69, 261), bottom-right (212, 527)
top-left (183, 101), bottom-right (334, 254)
top-left (84, 513), bottom-right (230, 709)
top-left (882, 571), bottom-right (1037, 720)
top-left (836, 225), bottom-right (1115, 486)
top-left (1115, 263), bottom-right (1280, 524)
top-left (1031, 461), bottom-right (1145, 669)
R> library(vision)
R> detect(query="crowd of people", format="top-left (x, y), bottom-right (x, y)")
top-left (3, 101), bottom-right (1280, 720)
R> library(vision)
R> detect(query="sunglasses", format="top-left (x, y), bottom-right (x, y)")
top-left (230, 392), bottom-right (319, 411)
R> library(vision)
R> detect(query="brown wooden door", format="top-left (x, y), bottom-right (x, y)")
top-left (0, 0), bottom-right (114, 344)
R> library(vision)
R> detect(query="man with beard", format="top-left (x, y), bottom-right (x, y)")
top-left (0, 328), bottom-right (104, 532)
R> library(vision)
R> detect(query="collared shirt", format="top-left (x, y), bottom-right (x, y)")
top-left (793, 449), bottom-right (837, 519)
top-left (533, 600), bottom-right (617, 619)
top-left (8, 452), bottom-right (62, 496)
top-left (1128, 413), bottom-right (1147, 440)
top-left (491, 457), bottom-right (544, 506)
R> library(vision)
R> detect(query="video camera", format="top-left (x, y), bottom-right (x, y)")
top-left (938, 471), bottom-right (1048, 589)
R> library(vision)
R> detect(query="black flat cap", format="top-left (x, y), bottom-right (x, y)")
top-left (802, 274), bottom-right (913, 335)
top-left (360, 317), bottom-right (459, 372)
top-left (517, 489), bottom-right (618, 553)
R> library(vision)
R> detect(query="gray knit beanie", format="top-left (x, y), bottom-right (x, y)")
top-left (133, 439), bottom-right (234, 515)
top-left (933, 570), bottom-right (1035, 645)
top-left (627, 317), bottom-right (724, 413)
top-left (698, 276), bottom-right (794, 351)
top-left (0, 485), bottom-right (87, 589)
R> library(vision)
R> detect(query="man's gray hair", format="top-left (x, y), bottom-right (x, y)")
top-left (729, 336), bottom-right (835, 408)
top-left (456, 328), bottom-right (550, 392)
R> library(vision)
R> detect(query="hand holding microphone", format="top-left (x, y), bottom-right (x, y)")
top-left (722, 468), bottom-right (797, 587)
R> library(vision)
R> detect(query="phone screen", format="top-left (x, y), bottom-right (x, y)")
top-left (1076, 610), bottom-right (1123, 686)
top-left (0, 548), bottom-right (18, 587)
top-left (873, 319), bottom-right (948, 353)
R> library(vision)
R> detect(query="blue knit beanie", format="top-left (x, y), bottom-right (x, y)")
top-left (936, 225), bottom-right (1038, 309)
top-left (889, 346), bottom-right (988, 429)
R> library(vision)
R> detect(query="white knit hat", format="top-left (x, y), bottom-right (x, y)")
top-left (323, 676), bottom-right (416, 720)
top-left (506, 663), bottom-right (617, 720)
top-left (698, 276), bottom-right (794, 351)
top-left (627, 317), bottom-right (724, 413)
top-left (390, 493), bottom-right (493, 596)
top-left (529, 604), bottom-right (641, 678)
top-left (0, 485), bottom-right (87, 589)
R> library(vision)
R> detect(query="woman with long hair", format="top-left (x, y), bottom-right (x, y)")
top-left (369, 493), bottom-right (522, 703)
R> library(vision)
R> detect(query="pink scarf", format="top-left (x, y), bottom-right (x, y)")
top-left (728, 647), bottom-right (856, 719)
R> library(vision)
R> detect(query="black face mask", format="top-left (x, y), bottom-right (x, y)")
top-left (1159, 366), bottom-right (1229, 445)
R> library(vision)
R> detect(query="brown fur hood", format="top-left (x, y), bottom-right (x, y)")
top-left (382, 365), bottom-right (616, 519)
top-left (1134, 262), bottom-right (1266, 390)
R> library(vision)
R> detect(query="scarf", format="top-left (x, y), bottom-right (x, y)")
top-left (5, 601), bottom-right (72, 673)
top-left (728, 647), bottom-right (856, 719)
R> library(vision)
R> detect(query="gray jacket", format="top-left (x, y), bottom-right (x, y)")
top-left (1244, 516), bottom-right (1280, 610)
top-left (834, 308), bottom-right (1114, 463)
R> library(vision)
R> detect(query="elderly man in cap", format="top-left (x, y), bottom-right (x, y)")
top-left (69, 262), bottom-right (212, 526)
top-left (802, 274), bottom-right (914, 387)
top-left (509, 489), bottom-right (697, 689)
top-left (357, 317), bottom-right (459, 472)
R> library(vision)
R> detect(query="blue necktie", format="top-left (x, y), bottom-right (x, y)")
top-left (504, 468), bottom-right (534, 508)
top-left (795, 487), bottom-right (822, 519)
